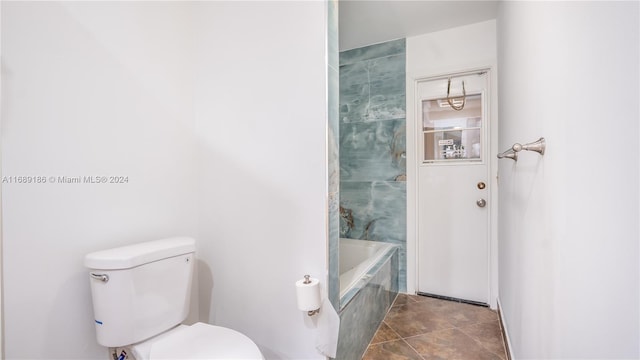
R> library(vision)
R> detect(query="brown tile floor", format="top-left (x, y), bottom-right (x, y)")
top-left (362, 294), bottom-right (508, 360)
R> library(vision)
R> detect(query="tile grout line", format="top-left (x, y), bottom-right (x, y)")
top-left (361, 300), bottom-right (392, 358)
top-left (382, 320), bottom-right (405, 342)
top-left (457, 323), bottom-right (507, 360)
top-left (399, 324), bottom-right (457, 342)
top-left (400, 337), bottom-right (426, 360)
top-left (361, 294), bottom-right (404, 357)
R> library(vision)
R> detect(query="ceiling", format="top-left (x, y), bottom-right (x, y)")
top-left (339, 1), bottom-right (499, 51)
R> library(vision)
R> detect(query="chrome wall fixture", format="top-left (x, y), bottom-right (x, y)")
top-left (512, 137), bottom-right (545, 155)
top-left (497, 149), bottom-right (518, 161)
top-left (497, 137), bottom-right (546, 161)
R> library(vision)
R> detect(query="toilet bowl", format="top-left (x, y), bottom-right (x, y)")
top-left (85, 237), bottom-right (264, 360)
top-left (129, 322), bottom-right (263, 360)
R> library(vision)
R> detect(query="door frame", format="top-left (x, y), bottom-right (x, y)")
top-left (406, 65), bottom-right (499, 309)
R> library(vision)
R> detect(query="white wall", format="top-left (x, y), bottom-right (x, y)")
top-left (3, 2), bottom-right (330, 359)
top-left (1, 2), bottom-right (198, 358)
top-left (497, 2), bottom-right (639, 358)
top-left (406, 20), bottom-right (499, 306)
top-left (193, 2), bottom-right (328, 359)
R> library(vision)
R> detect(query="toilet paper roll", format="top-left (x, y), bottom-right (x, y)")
top-left (295, 277), bottom-right (321, 311)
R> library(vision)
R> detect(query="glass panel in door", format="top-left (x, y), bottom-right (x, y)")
top-left (422, 94), bottom-right (482, 162)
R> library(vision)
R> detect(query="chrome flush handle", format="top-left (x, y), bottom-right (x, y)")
top-left (90, 273), bottom-right (109, 283)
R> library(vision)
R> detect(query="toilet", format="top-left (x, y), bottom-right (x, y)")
top-left (85, 237), bottom-right (263, 360)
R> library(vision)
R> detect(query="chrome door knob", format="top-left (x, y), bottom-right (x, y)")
top-left (476, 199), bottom-right (486, 208)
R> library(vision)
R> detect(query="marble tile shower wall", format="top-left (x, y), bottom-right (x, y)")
top-left (327, 0), bottom-right (340, 310)
top-left (339, 39), bottom-right (407, 291)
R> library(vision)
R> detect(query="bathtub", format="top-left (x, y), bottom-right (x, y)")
top-left (339, 238), bottom-right (397, 304)
top-left (336, 238), bottom-right (399, 359)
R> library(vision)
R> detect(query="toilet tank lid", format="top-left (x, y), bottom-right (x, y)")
top-left (84, 237), bottom-right (195, 270)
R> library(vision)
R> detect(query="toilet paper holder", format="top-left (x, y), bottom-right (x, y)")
top-left (303, 275), bottom-right (320, 316)
top-left (296, 274), bottom-right (321, 317)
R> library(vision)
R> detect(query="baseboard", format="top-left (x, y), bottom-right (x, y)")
top-left (497, 298), bottom-right (515, 360)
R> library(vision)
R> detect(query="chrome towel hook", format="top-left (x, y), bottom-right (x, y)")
top-left (447, 78), bottom-right (466, 111)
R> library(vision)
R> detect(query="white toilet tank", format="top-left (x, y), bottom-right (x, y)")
top-left (85, 237), bottom-right (196, 347)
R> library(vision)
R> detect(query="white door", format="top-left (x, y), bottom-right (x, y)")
top-left (416, 71), bottom-right (490, 304)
